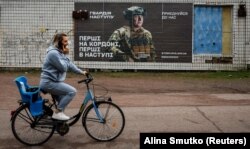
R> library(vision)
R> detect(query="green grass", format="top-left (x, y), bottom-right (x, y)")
top-left (88, 70), bottom-right (250, 80)
top-left (168, 71), bottom-right (250, 79)
top-left (1, 69), bottom-right (250, 80)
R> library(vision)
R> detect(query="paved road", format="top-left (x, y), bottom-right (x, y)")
top-left (1, 94), bottom-right (250, 149)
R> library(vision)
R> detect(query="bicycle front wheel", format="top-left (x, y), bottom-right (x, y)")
top-left (11, 104), bottom-right (55, 146)
top-left (82, 101), bottom-right (125, 141)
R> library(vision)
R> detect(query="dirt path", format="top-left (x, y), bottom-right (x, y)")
top-left (1, 71), bottom-right (250, 110)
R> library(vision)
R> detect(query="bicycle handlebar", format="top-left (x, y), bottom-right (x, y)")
top-left (78, 73), bottom-right (93, 84)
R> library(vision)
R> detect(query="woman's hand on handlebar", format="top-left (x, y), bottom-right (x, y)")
top-left (81, 70), bottom-right (88, 76)
top-left (78, 71), bottom-right (92, 84)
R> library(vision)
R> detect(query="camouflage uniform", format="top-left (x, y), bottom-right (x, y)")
top-left (108, 6), bottom-right (156, 62)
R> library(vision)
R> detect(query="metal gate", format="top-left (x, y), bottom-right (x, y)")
top-left (193, 6), bottom-right (222, 55)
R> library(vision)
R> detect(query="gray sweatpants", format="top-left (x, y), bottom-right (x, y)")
top-left (39, 79), bottom-right (76, 111)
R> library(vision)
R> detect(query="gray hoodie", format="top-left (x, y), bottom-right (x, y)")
top-left (41, 46), bottom-right (83, 82)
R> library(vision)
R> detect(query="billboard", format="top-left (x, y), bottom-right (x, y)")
top-left (74, 3), bottom-right (193, 63)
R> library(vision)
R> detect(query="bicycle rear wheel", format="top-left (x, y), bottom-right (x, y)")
top-left (82, 101), bottom-right (125, 141)
top-left (11, 104), bottom-right (55, 146)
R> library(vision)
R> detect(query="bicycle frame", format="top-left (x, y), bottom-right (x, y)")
top-left (67, 75), bottom-right (106, 126)
top-left (11, 75), bottom-right (107, 127)
top-left (81, 89), bottom-right (105, 123)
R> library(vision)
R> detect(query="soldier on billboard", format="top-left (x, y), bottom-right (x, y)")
top-left (107, 6), bottom-right (156, 62)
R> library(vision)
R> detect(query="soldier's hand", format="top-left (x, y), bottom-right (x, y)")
top-left (116, 50), bottom-right (125, 55)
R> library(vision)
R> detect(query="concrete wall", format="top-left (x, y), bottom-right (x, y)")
top-left (0, 0), bottom-right (249, 70)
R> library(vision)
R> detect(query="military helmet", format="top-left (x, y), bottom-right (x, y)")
top-left (123, 6), bottom-right (146, 20)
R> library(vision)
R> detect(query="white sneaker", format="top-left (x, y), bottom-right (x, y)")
top-left (52, 112), bottom-right (70, 120)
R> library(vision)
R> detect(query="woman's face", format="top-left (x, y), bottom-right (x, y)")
top-left (62, 36), bottom-right (69, 48)
top-left (133, 15), bottom-right (144, 28)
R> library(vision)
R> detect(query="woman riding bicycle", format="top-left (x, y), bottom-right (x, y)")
top-left (39, 33), bottom-right (87, 121)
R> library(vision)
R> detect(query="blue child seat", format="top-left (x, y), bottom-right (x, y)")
top-left (14, 76), bottom-right (43, 116)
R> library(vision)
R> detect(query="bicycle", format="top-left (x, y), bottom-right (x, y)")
top-left (11, 74), bottom-right (125, 146)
